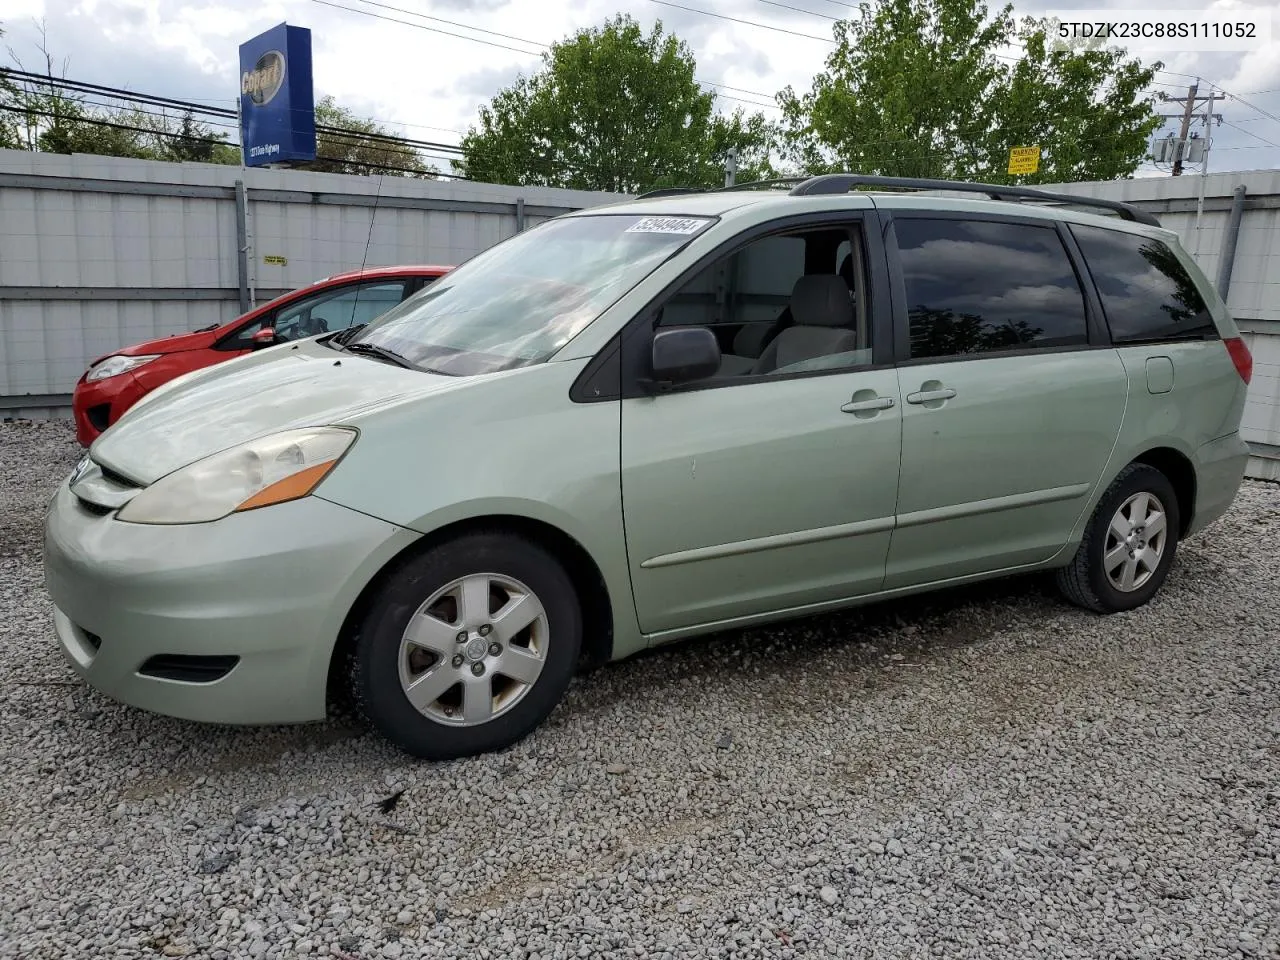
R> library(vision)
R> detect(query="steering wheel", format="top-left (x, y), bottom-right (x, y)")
top-left (301, 314), bottom-right (331, 337)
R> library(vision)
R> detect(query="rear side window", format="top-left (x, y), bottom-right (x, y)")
top-left (895, 218), bottom-right (1089, 360)
top-left (1069, 224), bottom-right (1215, 343)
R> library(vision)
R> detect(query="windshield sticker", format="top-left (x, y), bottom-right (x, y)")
top-left (625, 216), bottom-right (710, 235)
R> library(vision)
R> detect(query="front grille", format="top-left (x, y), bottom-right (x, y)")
top-left (98, 465), bottom-right (140, 489)
top-left (74, 496), bottom-right (113, 517)
top-left (138, 654), bottom-right (239, 683)
top-left (86, 404), bottom-right (110, 433)
top-left (69, 459), bottom-right (142, 515)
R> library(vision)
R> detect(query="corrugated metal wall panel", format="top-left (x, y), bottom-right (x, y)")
top-left (0, 150), bottom-right (629, 401)
top-left (0, 299), bottom-right (229, 395)
top-left (1241, 330), bottom-right (1280, 447)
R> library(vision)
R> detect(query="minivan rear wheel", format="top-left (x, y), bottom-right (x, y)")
top-left (351, 532), bottom-right (582, 760)
top-left (1056, 463), bottom-right (1181, 614)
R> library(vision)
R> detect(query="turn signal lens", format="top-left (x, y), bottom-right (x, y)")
top-left (235, 460), bottom-right (339, 512)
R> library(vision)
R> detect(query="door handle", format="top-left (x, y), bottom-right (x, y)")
top-left (841, 396), bottom-right (895, 413)
top-left (906, 387), bottom-right (957, 404)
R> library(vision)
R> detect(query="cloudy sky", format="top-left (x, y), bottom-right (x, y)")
top-left (4, 0), bottom-right (1279, 176)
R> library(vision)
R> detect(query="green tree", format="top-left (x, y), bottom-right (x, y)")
top-left (163, 109), bottom-right (239, 164)
top-left (457, 14), bottom-right (776, 193)
top-left (778, 0), bottom-right (1163, 184)
top-left (306, 96), bottom-right (436, 177)
top-left (3, 22), bottom-right (237, 164)
top-left (16, 94), bottom-right (238, 163)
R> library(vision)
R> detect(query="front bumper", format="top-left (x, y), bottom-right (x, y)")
top-left (43, 482), bottom-right (420, 725)
top-left (72, 373), bottom-right (147, 447)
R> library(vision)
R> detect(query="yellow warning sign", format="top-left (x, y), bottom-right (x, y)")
top-left (1007, 145), bottom-right (1041, 175)
top-left (263, 254), bottom-right (288, 266)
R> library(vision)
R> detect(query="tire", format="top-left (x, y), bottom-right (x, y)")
top-left (1056, 463), bottom-right (1181, 614)
top-left (351, 532), bottom-right (582, 760)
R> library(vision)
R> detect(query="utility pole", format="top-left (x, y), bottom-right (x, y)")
top-left (724, 148), bottom-right (738, 187)
top-left (1158, 81), bottom-right (1225, 176)
top-left (1172, 81), bottom-right (1197, 177)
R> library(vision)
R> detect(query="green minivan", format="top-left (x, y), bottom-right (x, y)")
top-left (44, 175), bottom-right (1253, 759)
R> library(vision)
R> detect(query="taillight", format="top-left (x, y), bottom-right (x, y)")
top-left (1224, 337), bottom-right (1253, 385)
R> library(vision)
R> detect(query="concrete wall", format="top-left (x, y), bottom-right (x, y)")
top-left (0, 149), bottom-right (629, 411)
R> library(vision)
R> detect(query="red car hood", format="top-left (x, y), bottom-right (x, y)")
top-left (116, 329), bottom-right (219, 357)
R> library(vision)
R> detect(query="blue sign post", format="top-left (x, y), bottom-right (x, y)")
top-left (238, 22), bottom-right (316, 167)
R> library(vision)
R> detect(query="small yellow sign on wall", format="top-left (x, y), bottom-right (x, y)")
top-left (1007, 146), bottom-right (1041, 175)
top-left (263, 254), bottom-right (288, 266)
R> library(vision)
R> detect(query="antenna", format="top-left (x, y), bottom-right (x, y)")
top-left (344, 170), bottom-right (386, 339)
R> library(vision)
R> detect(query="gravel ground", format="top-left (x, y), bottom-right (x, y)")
top-left (0, 418), bottom-right (1277, 960)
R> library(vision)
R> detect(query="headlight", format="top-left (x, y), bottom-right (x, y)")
top-left (86, 354), bottom-right (160, 382)
top-left (116, 427), bottom-right (357, 525)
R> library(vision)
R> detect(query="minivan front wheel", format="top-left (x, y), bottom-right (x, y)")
top-left (1056, 463), bottom-right (1181, 614)
top-left (352, 532), bottom-right (582, 760)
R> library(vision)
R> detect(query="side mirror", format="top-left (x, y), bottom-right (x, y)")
top-left (645, 327), bottom-right (722, 391)
top-left (251, 327), bottom-right (277, 348)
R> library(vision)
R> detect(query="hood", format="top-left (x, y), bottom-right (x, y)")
top-left (90, 339), bottom-right (462, 484)
top-left (114, 329), bottom-right (219, 358)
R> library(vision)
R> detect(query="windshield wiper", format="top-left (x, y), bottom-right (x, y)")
top-left (342, 341), bottom-right (417, 369)
top-left (334, 323), bottom-right (368, 345)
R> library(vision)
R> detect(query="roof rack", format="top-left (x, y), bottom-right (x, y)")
top-left (713, 177), bottom-right (810, 193)
top-left (788, 174), bottom-right (1161, 227)
top-left (635, 187), bottom-right (706, 199)
top-left (635, 177), bottom-right (806, 200)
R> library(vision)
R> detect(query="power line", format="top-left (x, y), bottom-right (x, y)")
top-left (1161, 73), bottom-right (1280, 135)
top-left (18, 75), bottom-right (749, 188)
top-left (1, 104), bottom-right (234, 149)
top-left (2, 103), bottom-right (472, 179)
top-left (1211, 143), bottom-right (1277, 152)
top-left (1219, 90), bottom-right (1280, 127)
top-left (309, 0), bottom-right (782, 109)
top-left (752, 0), bottom-right (839, 22)
top-left (7, 69), bottom-right (239, 120)
top-left (9, 70), bottom-right (468, 155)
top-left (647, 0), bottom-right (835, 42)
top-left (18, 68), bottom-right (1209, 173)
top-left (1220, 119), bottom-right (1280, 150)
top-left (308, 0), bottom-right (540, 56)
top-left (335, 0), bottom-right (546, 52)
top-left (7, 99), bottom-right (1212, 183)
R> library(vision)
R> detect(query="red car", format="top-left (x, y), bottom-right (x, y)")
top-left (72, 265), bottom-right (451, 446)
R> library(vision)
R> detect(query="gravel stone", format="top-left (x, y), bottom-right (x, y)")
top-left (1, 419), bottom-right (1278, 959)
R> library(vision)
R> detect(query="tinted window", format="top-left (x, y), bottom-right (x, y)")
top-left (896, 218), bottom-right (1089, 360)
top-left (1070, 224), bottom-right (1214, 343)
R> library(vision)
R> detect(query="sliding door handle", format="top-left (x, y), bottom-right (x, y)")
top-left (906, 387), bottom-right (957, 405)
top-left (841, 396), bottom-right (895, 413)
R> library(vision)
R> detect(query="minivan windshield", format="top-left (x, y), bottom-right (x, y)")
top-left (347, 213), bottom-right (714, 376)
